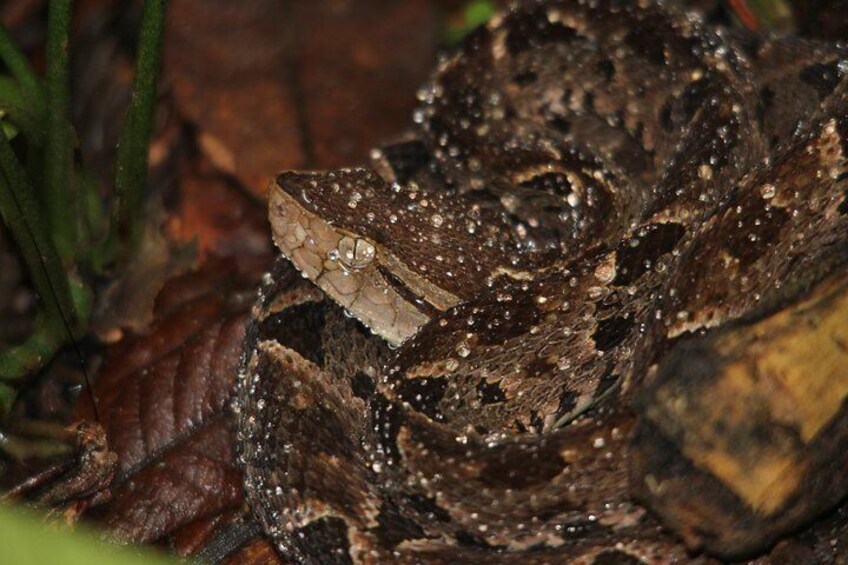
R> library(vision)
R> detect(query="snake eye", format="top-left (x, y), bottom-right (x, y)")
top-left (334, 236), bottom-right (376, 271)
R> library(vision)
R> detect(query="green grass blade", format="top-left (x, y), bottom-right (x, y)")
top-left (44, 0), bottom-right (77, 261)
top-left (0, 23), bottom-right (46, 118)
top-left (0, 133), bottom-right (79, 355)
top-left (0, 76), bottom-right (44, 146)
top-left (111, 0), bottom-right (166, 263)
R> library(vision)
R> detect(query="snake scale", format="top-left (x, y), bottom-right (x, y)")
top-left (236, 1), bottom-right (848, 562)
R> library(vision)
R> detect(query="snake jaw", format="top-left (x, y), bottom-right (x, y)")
top-left (270, 176), bottom-right (431, 346)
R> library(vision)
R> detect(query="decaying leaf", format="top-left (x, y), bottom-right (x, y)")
top-left (75, 257), bottom-right (263, 546)
top-left (91, 200), bottom-right (197, 341)
top-left (165, 0), bottom-right (441, 196)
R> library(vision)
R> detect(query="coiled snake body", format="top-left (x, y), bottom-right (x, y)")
top-left (237, 1), bottom-right (848, 562)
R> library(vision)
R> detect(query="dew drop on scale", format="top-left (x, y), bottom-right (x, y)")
top-left (760, 183), bottom-right (776, 199)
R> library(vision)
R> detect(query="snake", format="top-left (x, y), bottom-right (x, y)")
top-left (236, 1), bottom-right (848, 563)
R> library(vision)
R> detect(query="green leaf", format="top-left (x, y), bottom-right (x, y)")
top-left (464, 0), bottom-right (497, 28)
top-left (444, 0), bottom-right (497, 45)
top-left (0, 506), bottom-right (176, 565)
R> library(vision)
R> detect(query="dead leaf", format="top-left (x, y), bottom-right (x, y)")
top-left (165, 163), bottom-right (271, 261)
top-left (291, 0), bottom-right (440, 168)
top-left (164, 0), bottom-right (443, 196)
top-left (222, 537), bottom-right (286, 565)
top-left (165, 0), bottom-right (305, 196)
top-left (91, 199), bottom-right (198, 341)
top-left (75, 256), bottom-right (266, 545)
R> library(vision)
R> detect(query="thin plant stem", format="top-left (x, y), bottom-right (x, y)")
top-left (44, 0), bottom-right (77, 262)
top-left (111, 0), bottom-right (166, 263)
top-left (0, 134), bottom-right (79, 363)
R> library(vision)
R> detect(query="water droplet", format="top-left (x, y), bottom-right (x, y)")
top-left (587, 286), bottom-right (605, 300)
top-left (760, 183), bottom-right (776, 199)
top-left (594, 260), bottom-right (616, 283)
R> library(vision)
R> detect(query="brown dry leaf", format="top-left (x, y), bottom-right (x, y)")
top-left (165, 0), bottom-right (442, 197)
top-left (76, 256), bottom-right (266, 546)
top-left (165, 163), bottom-right (270, 261)
top-left (168, 510), bottom-right (244, 557)
top-left (165, 0), bottom-right (303, 195)
top-left (291, 0), bottom-right (439, 168)
top-left (222, 538), bottom-right (286, 565)
top-left (91, 201), bottom-right (198, 341)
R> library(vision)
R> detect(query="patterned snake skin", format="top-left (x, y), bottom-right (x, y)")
top-left (236, 1), bottom-right (848, 562)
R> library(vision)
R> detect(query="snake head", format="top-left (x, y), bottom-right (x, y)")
top-left (270, 168), bottom-right (479, 346)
